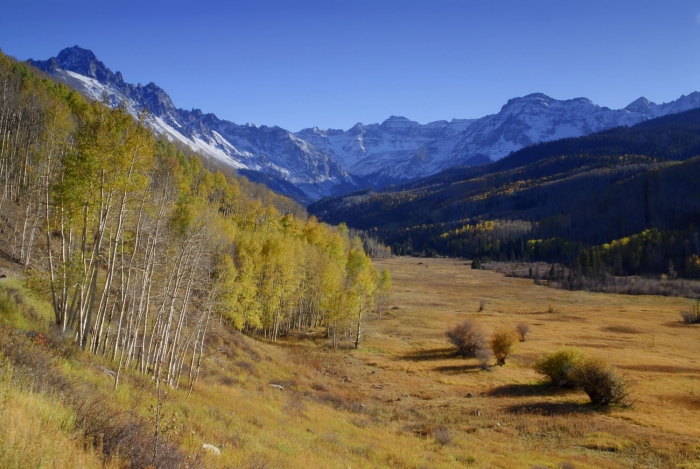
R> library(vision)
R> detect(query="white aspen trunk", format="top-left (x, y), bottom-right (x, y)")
top-left (23, 205), bottom-right (40, 268)
top-left (91, 231), bottom-right (114, 353)
top-left (143, 187), bottom-right (178, 375)
top-left (138, 231), bottom-right (159, 373)
top-left (355, 302), bottom-right (363, 349)
top-left (42, 117), bottom-right (61, 325)
top-left (186, 327), bottom-right (203, 397)
top-left (93, 193), bottom-right (128, 352)
top-left (97, 142), bottom-right (140, 355)
top-left (80, 174), bottom-right (113, 348)
top-left (174, 323), bottom-right (201, 390)
top-left (167, 266), bottom-right (197, 384)
top-left (60, 205), bottom-right (70, 330)
top-left (119, 197), bottom-right (147, 367)
top-left (153, 237), bottom-right (195, 383)
top-left (67, 204), bottom-right (91, 332)
top-left (187, 304), bottom-right (213, 398)
top-left (19, 202), bottom-right (32, 264)
top-left (134, 233), bottom-right (157, 372)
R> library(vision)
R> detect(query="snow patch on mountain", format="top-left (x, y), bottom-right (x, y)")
top-left (450, 92), bottom-right (700, 161)
top-left (297, 91), bottom-right (700, 185)
top-left (29, 46), bottom-right (351, 200)
top-left (27, 46), bottom-right (700, 199)
top-left (295, 117), bottom-right (478, 184)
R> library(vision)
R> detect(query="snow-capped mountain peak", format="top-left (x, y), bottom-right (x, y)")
top-left (55, 46), bottom-right (118, 84)
top-left (295, 116), bottom-right (480, 184)
top-left (27, 46), bottom-right (700, 200)
top-left (29, 46), bottom-right (351, 201)
top-left (624, 97), bottom-right (653, 113)
top-left (449, 91), bottom-right (700, 162)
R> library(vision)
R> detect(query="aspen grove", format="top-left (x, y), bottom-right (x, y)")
top-left (0, 51), bottom-right (389, 391)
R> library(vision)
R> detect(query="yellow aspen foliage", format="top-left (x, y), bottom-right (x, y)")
top-left (0, 48), bottom-right (386, 388)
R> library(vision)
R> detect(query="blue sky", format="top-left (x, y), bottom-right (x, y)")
top-left (2, 0), bottom-right (699, 131)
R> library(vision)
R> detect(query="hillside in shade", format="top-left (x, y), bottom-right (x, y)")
top-left (309, 107), bottom-right (700, 277)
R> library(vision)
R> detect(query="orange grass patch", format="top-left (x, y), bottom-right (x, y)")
top-left (338, 257), bottom-right (700, 467)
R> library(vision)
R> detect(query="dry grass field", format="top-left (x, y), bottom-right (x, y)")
top-left (2, 257), bottom-right (700, 468)
top-left (337, 257), bottom-right (700, 468)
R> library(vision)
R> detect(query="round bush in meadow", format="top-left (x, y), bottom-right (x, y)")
top-left (490, 327), bottom-right (517, 366)
top-left (533, 347), bottom-right (584, 387)
top-left (569, 356), bottom-right (629, 406)
top-left (446, 320), bottom-right (485, 358)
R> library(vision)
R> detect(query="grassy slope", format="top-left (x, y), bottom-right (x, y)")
top-left (1, 258), bottom-right (700, 468)
top-left (0, 277), bottom-right (115, 469)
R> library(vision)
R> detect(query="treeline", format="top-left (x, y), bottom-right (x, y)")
top-left (490, 107), bottom-right (700, 173)
top-left (316, 155), bottom-right (700, 253)
top-left (0, 51), bottom-right (390, 390)
top-left (391, 219), bottom-right (700, 279)
top-left (391, 219), bottom-right (535, 259)
top-left (573, 227), bottom-right (700, 278)
top-left (311, 109), bottom-right (700, 278)
top-left (311, 105), bottom-right (700, 235)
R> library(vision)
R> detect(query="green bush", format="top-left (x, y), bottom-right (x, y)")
top-left (569, 356), bottom-right (630, 406)
top-left (533, 347), bottom-right (583, 387)
top-left (534, 348), bottom-right (630, 406)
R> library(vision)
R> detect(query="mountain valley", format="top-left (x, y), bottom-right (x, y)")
top-left (1, 35), bottom-right (700, 469)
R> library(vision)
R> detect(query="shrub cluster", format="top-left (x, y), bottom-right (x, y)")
top-left (515, 323), bottom-right (530, 341)
top-left (534, 347), bottom-right (630, 406)
top-left (533, 347), bottom-right (583, 387)
top-left (446, 320), bottom-right (485, 358)
top-left (447, 320), bottom-right (524, 367)
top-left (570, 356), bottom-right (630, 406)
top-left (490, 327), bottom-right (517, 366)
top-left (432, 426), bottom-right (453, 446)
top-left (680, 300), bottom-right (700, 324)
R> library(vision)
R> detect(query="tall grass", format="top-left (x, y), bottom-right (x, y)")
top-left (0, 283), bottom-right (191, 469)
top-left (0, 356), bottom-right (114, 469)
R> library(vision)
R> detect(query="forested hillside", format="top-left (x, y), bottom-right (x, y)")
top-left (309, 109), bottom-right (700, 278)
top-left (0, 51), bottom-right (389, 390)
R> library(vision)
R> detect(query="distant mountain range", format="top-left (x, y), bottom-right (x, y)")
top-left (28, 46), bottom-right (700, 201)
top-left (28, 46), bottom-right (349, 201)
top-left (294, 117), bottom-right (485, 185)
top-left (308, 107), bottom-right (700, 266)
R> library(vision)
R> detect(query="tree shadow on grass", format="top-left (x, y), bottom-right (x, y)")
top-left (618, 364), bottom-right (700, 374)
top-left (486, 383), bottom-right (575, 398)
top-left (399, 347), bottom-right (456, 362)
top-left (505, 401), bottom-right (600, 416)
top-left (432, 363), bottom-right (484, 374)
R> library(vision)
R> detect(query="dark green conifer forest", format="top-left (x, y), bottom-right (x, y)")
top-left (310, 109), bottom-right (700, 280)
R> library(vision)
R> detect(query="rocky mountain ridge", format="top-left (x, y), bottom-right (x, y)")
top-left (450, 92), bottom-right (700, 161)
top-left (29, 46), bottom-right (350, 200)
top-left (28, 46), bottom-right (700, 200)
